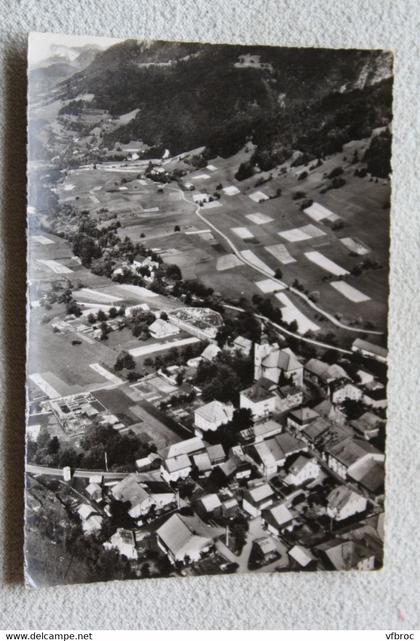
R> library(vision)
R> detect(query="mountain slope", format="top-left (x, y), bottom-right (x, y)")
top-left (57, 40), bottom-right (393, 161)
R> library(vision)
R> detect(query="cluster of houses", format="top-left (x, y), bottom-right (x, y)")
top-left (71, 333), bottom-right (386, 575)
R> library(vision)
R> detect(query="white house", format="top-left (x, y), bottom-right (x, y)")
top-left (104, 528), bottom-right (138, 560)
top-left (239, 378), bottom-right (279, 419)
top-left (156, 513), bottom-right (220, 565)
top-left (326, 486), bottom-right (368, 521)
top-left (242, 482), bottom-right (275, 517)
top-left (111, 475), bottom-right (175, 519)
top-left (262, 502), bottom-right (295, 536)
top-left (352, 338), bottom-right (387, 363)
top-left (284, 455), bottom-right (321, 487)
top-left (330, 379), bottom-right (363, 405)
top-left (160, 454), bottom-right (192, 483)
top-left (149, 318), bottom-right (180, 339)
top-left (194, 400), bottom-right (234, 436)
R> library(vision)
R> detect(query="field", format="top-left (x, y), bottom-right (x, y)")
top-left (37, 136), bottom-right (390, 344)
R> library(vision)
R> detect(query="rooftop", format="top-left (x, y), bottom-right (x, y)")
top-left (195, 400), bottom-right (234, 425)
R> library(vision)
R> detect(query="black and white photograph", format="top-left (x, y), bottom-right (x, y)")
top-left (25, 31), bottom-right (392, 587)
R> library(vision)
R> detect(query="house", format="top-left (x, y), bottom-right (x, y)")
top-left (284, 455), bottom-right (321, 487)
top-left (326, 486), bottom-right (368, 521)
top-left (135, 452), bottom-right (161, 471)
top-left (254, 342), bottom-right (303, 386)
top-left (362, 385), bottom-right (387, 409)
top-left (350, 411), bottom-right (384, 440)
top-left (317, 538), bottom-right (377, 571)
top-left (77, 504), bottom-right (103, 534)
top-left (249, 433), bottom-right (306, 478)
top-left (300, 416), bottom-right (331, 448)
top-left (192, 452), bottom-right (212, 477)
top-left (330, 379), bottom-right (363, 405)
top-left (304, 358), bottom-right (350, 392)
top-left (196, 493), bottom-right (222, 517)
top-left (239, 378), bottom-right (279, 419)
top-left (167, 437), bottom-right (205, 459)
top-left (352, 338), bottom-right (388, 363)
top-left (242, 482), bottom-right (275, 517)
top-left (262, 502), bottom-right (295, 535)
top-left (156, 513), bottom-right (221, 565)
top-left (313, 398), bottom-right (346, 425)
top-left (287, 407), bottom-right (319, 432)
top-left (252, 536), bottom-right (278, 564)
top-left (161, 454), bottom-right (192, 483)
top-left (194, 400), bottom-right (234, 435)
top-left (125, 303), bottom-right (150, 318)
top-left (200, 343), bottom-right (221, 362)
top-left (326, 438), bottom-right (384, 479)
top-left (230, 335), bottom-right (253, 356)
top-left (288, 545), bottom-right (315, 569)
top-left (85, 482), bottom-right (102, 502)
top-left (221, 496), bottom-right (240, 518)
top-left (111, 475), bottom-right (175, 519)
top-left (149, 318), bottom-right (179, 339)
top-left (218, 456), bottom-right (253, 482)
top-left (277, 385), bottom-right (304, 413)
top-left (347, 457), bottom-right (385, 495)
top-left (104, 528), bottom-right (138, 560)
top-left (206, 443), bottom-right (226, 466)
top-left (239, 419), bottom-right (283, 444)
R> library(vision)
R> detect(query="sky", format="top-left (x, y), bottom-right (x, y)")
top-left (28, 32), bottom-right (124, 66)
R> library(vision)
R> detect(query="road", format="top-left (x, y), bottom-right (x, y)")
top-left (169, 185), bottom-right (384, 338)
top-left (222, 303), bottom-right (353, 355)
top-left (26, 464), bottom-right (128, 480)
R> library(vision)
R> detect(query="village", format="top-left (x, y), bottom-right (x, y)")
top-left (25, 40), bottom-right (391, 585)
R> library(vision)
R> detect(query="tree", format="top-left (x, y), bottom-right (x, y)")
top-left (274, 267), bottom-right (283, 280)
top-left (174, 225), bottom-right (181, 232)
top-left (47, 436), bottom-right (60, 456)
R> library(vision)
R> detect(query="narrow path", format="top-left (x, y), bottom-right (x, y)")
top-left (168, 185), bottom-right (383, 337)
top-left (222, 303), bottom-right (353, 355)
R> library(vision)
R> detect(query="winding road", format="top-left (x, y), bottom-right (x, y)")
top-left (168, 185), bottom-right (383, 338)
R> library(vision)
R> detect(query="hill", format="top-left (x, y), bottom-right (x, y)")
top-left (55, 41), bottom-right (393, 169)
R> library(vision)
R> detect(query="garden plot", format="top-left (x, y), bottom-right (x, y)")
top-left (89, 363), bottom-right (123, 385)
top-left (216, 254), bottom-right (242, 271)
top-left (37, 259), bottom-right (73, 274)
top-left (203, 200), bottom-right (223, 209)
top-left (31, 235), bottom-right (55, 245)
top-left (278, 227), bottom-right (312, 242)
top-left (330, 281), bottom-right (370, 303)
top-left (340, 237), bottom-right (370, 255)
top-left (223, 185), bottom-right (241, 196)
top-left (299, 224), bottom-right (326, 239)
top-left (304, 251), bottom-right (349, 276)
top-left (265, 244), bottom-right (296, 264)
top-left (255, 278), bottom-right (285, 293)
top-left (75, 288), bottom-right (123, 303)
top-left (275, 293), bottom-right (320, 334)
top-left (129, 336), bottom-right (200, 358)
top-left (116, 284), bottom-right (159, 299)
top-left (29, 373), bottom-right (60, 399)
top-left (232, 227), bottom-right (254, 239)
top-left (246, 212), bottom-right (273, 225)
top-left (249, 190), bottom-right (269, 203)
top-left (185, 228), bottom-right (211, 235)
top-left (143, 207), bottom-right (159, 213)
top-left (303, 201), bottom-right (340, 222)
top-left (241, 250), bottom-right (275, 276)
top-left (192, 173), bottom-right (211, 180)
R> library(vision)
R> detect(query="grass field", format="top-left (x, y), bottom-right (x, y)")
top-left (45, 139), bottom-right (390, 339)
